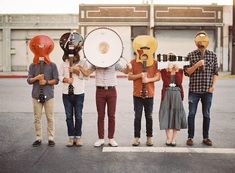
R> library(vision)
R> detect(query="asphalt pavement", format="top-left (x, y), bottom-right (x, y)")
top-left (0, 77), bottom-right (235, 173)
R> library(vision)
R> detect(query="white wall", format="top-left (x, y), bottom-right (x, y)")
top-left (155, 30), bottom-right (215, 57)
top-left (11, 30), bottom-right (71, 71)
top-left (0, 30), bottom-right (2, 71)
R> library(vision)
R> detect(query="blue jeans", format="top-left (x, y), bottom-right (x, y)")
top-left (63, 94), bottom-right (84, 137)
top-left (188, 92), bottom-right (213, 139)
top-left (133, 96), bottom-right (153, 138)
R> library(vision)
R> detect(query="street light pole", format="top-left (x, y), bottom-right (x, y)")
top-left (232, 0), bottom-right (235, 74)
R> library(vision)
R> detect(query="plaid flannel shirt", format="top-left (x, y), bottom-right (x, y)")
top-left (183, 49), bottom-right (219, 93)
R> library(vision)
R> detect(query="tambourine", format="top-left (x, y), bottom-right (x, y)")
top-left (83, 27), bottom-right (124, 68)
top-left (157, 53), bottom-right (189, 69)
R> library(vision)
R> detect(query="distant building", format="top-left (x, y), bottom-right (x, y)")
top-left (0, 4), bottom-right (232, 72)
top-left (79, 4), bottom-right (232, 72)
top-left (0, 14), bottom-right (78, 72)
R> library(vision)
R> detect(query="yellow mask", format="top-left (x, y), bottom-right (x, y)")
top-left (194, 31), bottom-right (209, 50)
top-left (133, 35), bottom-right (157, 67)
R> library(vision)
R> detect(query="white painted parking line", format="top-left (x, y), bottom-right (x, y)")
top-left (103, 147), bottom-right (235, 154)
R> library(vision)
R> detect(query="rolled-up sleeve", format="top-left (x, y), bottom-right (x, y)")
top-left (52, 63), bottom-right (59, 85)
top-left (213, 54), bottom-right (219, 76)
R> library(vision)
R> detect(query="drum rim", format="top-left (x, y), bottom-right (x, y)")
top-left (83, 27), bottom-right (124, 68)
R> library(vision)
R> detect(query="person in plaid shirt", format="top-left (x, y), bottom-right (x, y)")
top-left (184, 31), bottom-right (219, 146)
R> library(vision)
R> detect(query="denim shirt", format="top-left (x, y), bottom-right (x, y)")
top-left (27, 62), bottom-right (59, 101)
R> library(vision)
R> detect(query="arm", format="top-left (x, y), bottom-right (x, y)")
top-left (27, 64), bottom-right (44, 84)
top-left (143, 71), bottom-right (161, 83)
top-left (208, 74), bottom-right (218, 93)
top-left (208, 54), bottom-right (219, 93)
top-left (185, 59), bottom-right (204, 76)
top-left (42, 63), bottom-right (59, 86)
top-left (77, 65), bottom-right (95, 77)
top-left (128, 72), bottom-right (142, 81)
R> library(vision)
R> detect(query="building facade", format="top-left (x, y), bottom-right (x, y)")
top-left (0, 4), bottom-right (233, 72)
top-left (79, 4), bottom-right (233, 72)
top-left (0, 14), bottom-right (78, 72)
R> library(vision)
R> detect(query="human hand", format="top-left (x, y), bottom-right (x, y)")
top-left (142, 72), bottom-right (148, 83)
top-left (208, 87), bottom-right (214, 93)
top-left (36, 74), bottom-right (44, 81)
top-left (39, 79), bottom-right (46, 85)
top-left (196, 59), bottom-right (204, 68)
top-left (173, 64), bottom-right (179, 72)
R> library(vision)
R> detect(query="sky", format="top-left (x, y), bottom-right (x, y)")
top-left (0, 0), bottom-right (233, 14)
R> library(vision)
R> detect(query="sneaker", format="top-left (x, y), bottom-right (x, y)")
top-left (108, 139), bottom-right (118, 147)
top-left (32, 140), bottom-right (41, 147)
top-left (75, 138), bottom-right (83, 147)
top-left (146, 137), bottom-right (153, 146)
top-left (66, 138), bottom-right (74, 147)
top-left (186, 138), bottom-right (193, 146)
top-left (48, 140), bottom-right (55, 147)
top-left (132, 138), bottom-right (140, 146)
top-left (94, 139), bottom-right (105, 147)
top-left (202, 138), bottom-right (212, 146)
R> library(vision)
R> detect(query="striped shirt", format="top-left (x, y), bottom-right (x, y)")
top-left (184, 49), bottom-right (219, 93)
top-left (90, 62), bottom-right (124, 87)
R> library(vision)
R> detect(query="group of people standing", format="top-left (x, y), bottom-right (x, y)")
top-left (27, 30), bottom-right (218, 148)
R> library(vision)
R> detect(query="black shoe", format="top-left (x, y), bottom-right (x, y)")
top-left (165, 142), bottom-right (171, 146)
top-left (171, 142), bottom-right (176, 147)
top-left (32, 140), bottom-right (41, 147)
top-left (48, 140), bottom-right (55, 147)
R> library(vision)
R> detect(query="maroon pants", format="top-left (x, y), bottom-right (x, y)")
top-left (96, 87), bottom-right (117, 139)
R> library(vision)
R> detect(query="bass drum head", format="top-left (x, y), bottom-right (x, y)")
top-left (83, 27), bottom-right (123, 68)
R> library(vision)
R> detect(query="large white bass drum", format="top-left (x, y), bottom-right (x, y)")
top-left (83, 27), bottom-right (123, 68)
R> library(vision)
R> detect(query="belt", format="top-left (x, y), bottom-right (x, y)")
top-left (96, 86), bottom-right (115, 90)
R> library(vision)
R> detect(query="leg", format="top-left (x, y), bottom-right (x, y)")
top-left (33, 99), bottom-right (43, 141)
top-left (107, 88), bottom-right (117, 139)
top-left (187, 92), bottom-right (200, 139)
top-left (74, 94), bottom-right (85, 137)
top-left (143, 98), bottom-right (153, 137)
top-left (133, 96), bottom-right (143, 138)
top-left (44, 98), bottom-right (55, 141)
top-left (172, 129), bottom-right (177, 143)
top-left (165, 129), bottom-right (171, 144)
top-left (96, 89), bottom-right (106, 139)
top-left (63, 94), bottom-right (75, 137)
top-left (201, 92), bottom-right (213, 139)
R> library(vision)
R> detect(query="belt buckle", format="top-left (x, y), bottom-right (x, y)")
top-left (169, 83), bottom-right (176, 87)
top-left (104, 86), bottom-right (108, 90)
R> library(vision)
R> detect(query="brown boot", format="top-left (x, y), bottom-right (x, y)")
top-left (146, 137), bottom-right (153, 146)
top-left (202, 138), bottom-right (212, 146)
top-left (75, 138), bottom-right (83, 147)
top-left (66, 138), bottom-right (74, 147)
top-left (186, 138), bottom-right (193, 146)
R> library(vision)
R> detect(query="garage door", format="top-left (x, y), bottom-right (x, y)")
top-left (155, 30), bottom-right (215, 57)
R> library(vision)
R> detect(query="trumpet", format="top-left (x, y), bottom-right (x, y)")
top-left (156, 54), bottom-right (189, 69)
